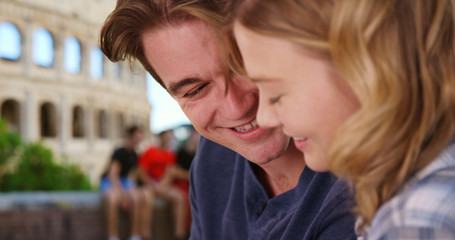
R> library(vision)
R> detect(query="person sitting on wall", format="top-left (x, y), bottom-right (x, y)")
top-left (138, 129), bottom-right (189, 240)
top-left (100, 126), bottom-right (149, 240)
top-left (160, 126), bottom-right (199, 233)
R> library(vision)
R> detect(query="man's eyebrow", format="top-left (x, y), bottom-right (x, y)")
top-left (169, 78), bottom-right (202, 95)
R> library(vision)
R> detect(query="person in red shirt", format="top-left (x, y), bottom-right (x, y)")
top-left (138, 130), bottom-right (188, 240)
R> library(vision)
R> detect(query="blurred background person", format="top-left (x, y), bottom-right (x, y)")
top-left (100, 126), bottom-right (149, 240)
top-left (138, 129), bottom-right (191, 240)
top-left (163, 126), bottom-right (199, 234)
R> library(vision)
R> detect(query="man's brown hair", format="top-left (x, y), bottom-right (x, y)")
top-left (99, 0), bottom-right (224, 89)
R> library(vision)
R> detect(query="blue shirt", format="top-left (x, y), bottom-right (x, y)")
top-left (364, 141), bottom-right (455, 239)
top-left (190, 137), bottom-right (356, 240)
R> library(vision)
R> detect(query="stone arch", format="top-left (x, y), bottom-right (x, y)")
top-left (72, 105), bottom-right (85, 138)
top-left (1, 99), bottom-right (21, 133)
top-left (40, 102), bottom-right (57, 137)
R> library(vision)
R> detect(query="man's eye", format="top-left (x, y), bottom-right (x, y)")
top-left (269, 95), bottom-right (281, 105)
top-left (184, 83), bottom-right (208, 98)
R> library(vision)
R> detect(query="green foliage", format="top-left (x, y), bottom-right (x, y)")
top-left (0, 142), bottom-right (92, 191)
top-left (0, 119), bottom-right (21, 166)
top-left (0, 118), bottom-right (92, 191)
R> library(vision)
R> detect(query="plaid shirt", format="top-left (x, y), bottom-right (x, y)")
top-left (362, 141), bottom-right (455, 240)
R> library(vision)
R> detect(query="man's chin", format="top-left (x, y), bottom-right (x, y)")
top-left (234, 141), bottom-right (290, 164)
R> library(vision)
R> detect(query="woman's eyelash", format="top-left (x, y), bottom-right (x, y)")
top-left (269, 95), bottom-right (281, 104)
top-left (184, 83), bottom-right (208, 98)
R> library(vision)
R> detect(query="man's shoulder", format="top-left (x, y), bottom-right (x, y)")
top-left (193, 137), bottom-right (243, 166)
top-left (326, 176), bottom-right (352, 201)
top-left (309, 173), bottom-right (355, 222)
top-left (197, 136), bottom-right (239, 155)
top-left (189, 137), bottom-right (251, 239)
top-left (191, 136), bottom-right (247, 183)
top-left (306, 172), bottom-right (352, 205)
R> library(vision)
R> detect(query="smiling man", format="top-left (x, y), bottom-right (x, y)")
top-left (99, 0), bottom-right (356, 239)
top-left (140, 19), bottom-right (290, 166)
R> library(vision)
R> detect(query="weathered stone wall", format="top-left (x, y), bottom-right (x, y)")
top-left (0, 192), bottom-right (174, 240)
top-left (0, 0), bottom-right (152, 185)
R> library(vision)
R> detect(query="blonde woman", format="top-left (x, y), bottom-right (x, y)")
top-left (227, 0), bottom-right (455, 239)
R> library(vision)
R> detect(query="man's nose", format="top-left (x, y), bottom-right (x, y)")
top-left (219, 76), bottom-right (257, 120)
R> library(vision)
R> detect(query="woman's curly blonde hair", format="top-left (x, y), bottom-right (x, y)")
top-left (227, 0), bottom-right (455, 231)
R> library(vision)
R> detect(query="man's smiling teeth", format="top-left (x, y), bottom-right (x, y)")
top-left (233, 120), bottom-right (259, 132)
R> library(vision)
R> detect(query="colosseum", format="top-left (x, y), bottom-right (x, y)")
top-left (0, 0), bottom-right (152, 185)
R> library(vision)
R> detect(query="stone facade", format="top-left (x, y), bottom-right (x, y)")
top-left (0, 0), bottom-right (152, 185)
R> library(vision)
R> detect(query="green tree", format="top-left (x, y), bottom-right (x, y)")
top-left (0, 118), bottom-right (92, 191)
top-left (0, 119), bottom-right (21, 167)
top-left (0, 119), bottom-right (21, 186)
top-left (0, 142), bottom-right (92, 191)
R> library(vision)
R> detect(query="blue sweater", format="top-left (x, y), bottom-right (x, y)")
top-left (190, 137), bottom-right (356, 240)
